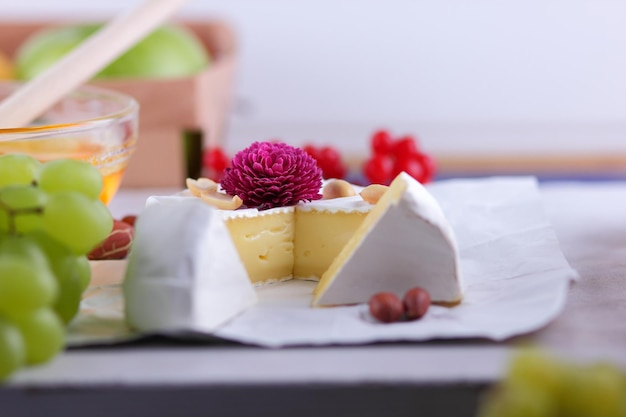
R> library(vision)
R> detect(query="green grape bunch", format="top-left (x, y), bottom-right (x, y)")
top-left (0, 154), bottom-right (113, 381)
top-left (477, 350), bottom-right (626, 417)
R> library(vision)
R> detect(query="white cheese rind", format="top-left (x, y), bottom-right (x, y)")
top-left (314, 172), bottom-right (462, 306)
top-left (298, 195), bottom-right (372, 213)
top-left (123, 199), bottom-right (257, 333)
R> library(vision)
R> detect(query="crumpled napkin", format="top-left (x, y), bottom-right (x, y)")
top-left (68, 176), bottom-right (577, 348)
top-left (213, 176), bottom-right (578, 347)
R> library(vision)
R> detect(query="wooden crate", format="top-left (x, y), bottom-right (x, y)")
top-left (0, 19), bottom-right (237, 188)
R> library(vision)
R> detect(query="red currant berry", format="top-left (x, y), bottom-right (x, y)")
top-left (304, 145), bottom-right (346, 179)
top-left (322, 164), bottom-right (346, 180)
top-left (302, 144), bottom-right (319, 159)
top-left (203, 147), bottom-right (229, 171)
top-left (364, 155), bottom-right (394, 185)
top-left (202, 147), bottom-right (230, 181)
top-left (415, 152), bottom-right (436, 183)
top-left (319, 146), bottom-right (346, 179)
top-left (392, 135), bottom-right (419, 158)
top-left (371, 129), bottom-right (394, 155)
top-left (318, 145), bottom-right (338, 165)
top-left (393, 155), bottom-right (427, 183)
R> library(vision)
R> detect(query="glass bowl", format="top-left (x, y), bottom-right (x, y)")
top-left (0, 82), bottom-right (139, 204)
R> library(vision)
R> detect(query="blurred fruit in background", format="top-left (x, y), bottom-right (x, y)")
top-left (0, 19), bottom-right (237, 188)
top-left (202, 146), bottom-right (230, 182)
top-left (302, 144), bottom-right (347, 180)
top-left (15, 24), bottom-right (210, 80)
top-left (364, 129), bottom-right (436, 185)
top-left (0, 51), bottom-right (14, 80)
top-left (477, 349), bottom-right (626, 417)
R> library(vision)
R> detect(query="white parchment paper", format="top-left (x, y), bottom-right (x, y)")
top-left (68, 176), bottom-right (578, 348)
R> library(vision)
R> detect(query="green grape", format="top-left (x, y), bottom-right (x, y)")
top-left (0, 317), bottom-right (25, 380)
top-left (0, 258), bottom-right (57, 313)
top-left (0, 184), bottom-right (47, 233)
top-left (507, 350), bottom-right (563, 396)
top-left (75, 255), bottom-right (92, 291)
top-left (16, 210), bottom-right (45, 233)
top-left (561, 362), bottom-right (626, 417)
top-left (0, 236), bottom-right (58, 313)
top-left (479, 350), bottom-right (626, 417)
top-left (0, 210), bottom-right (6, 233)
top-left (38, 159), bottom-right (103, 200)
top-left (11, 308), bottom-right (65, 364)
top-left (42, 191), bottom-right (113, 255)
top-left (0, 154), bottom-right (42, 187)
top-left (29, 230), bottom-right (78, 281)
top-left (57, 255), bottom-right (93, 323)
top-left (0, 185), bottom-right (47, 211)
top-left (0, 233), bottom-right (49, 266)
top-left (28, 231), bottom-right (84, 324)
top-left (478, 381), bottom-right (556, 417)
top-left (583, 363), bottom-right (626, 417)
top-left (53, 271), bottom-right (82, 324)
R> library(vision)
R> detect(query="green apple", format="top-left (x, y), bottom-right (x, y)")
top-left (16, 24), bottom-right (210, 80)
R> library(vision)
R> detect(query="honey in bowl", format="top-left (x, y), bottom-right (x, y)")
top-left (0, 82), bottom-right (139, 204)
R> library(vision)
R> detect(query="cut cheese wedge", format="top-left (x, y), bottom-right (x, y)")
top-left (123, 199), bottom-right (257, 333)
top-left (293, 197), bottom-right (370, 280)
top-left (313, 172), bottom-right (462, 306)
top-left (219, 196), bottom-right (372, 285)
top-left (222, 207), bottom-right (296, 285)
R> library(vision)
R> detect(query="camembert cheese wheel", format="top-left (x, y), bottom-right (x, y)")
top-left (123, 199), bottom-right (257, 332)
top-left (313, 172), bottom-right (463, 306)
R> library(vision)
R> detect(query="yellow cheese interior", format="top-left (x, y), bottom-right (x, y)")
top-left (293, 210), bottom-right (369, 280)
top-left (224, 211), bottom-right (294, 284)
top-left (313, 178), bottom-right (407, 300)
top-left (224, 205), bottom-right (369, 285)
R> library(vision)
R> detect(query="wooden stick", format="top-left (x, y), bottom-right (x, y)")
top-left (0, 0), bottom-right (189, 131)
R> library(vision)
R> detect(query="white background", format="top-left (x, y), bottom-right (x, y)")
top-left (3, 0), bottom-right (626, 157)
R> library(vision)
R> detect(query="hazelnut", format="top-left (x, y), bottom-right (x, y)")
top-left (368, 292), bottom-right (403, 323)
top-left (403, 287), bottom-right (431, 320)
top-left (359, 184), bottom-right (388, 204)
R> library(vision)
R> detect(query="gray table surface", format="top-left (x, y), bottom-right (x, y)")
top-left (3, 181), bottom-right (626, 417)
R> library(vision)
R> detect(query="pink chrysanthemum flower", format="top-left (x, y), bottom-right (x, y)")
top-left (221, 141), bottom-right (323, 210)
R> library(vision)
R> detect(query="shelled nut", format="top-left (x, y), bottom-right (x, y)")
top-left (322, 179), bottom-right (357, 199)
top-left (360, 184), bottom-right (388, 204)
top-left (186, 177), bottom-right (218, 197)
top-left (200, 190), bottom-right (243, 210)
